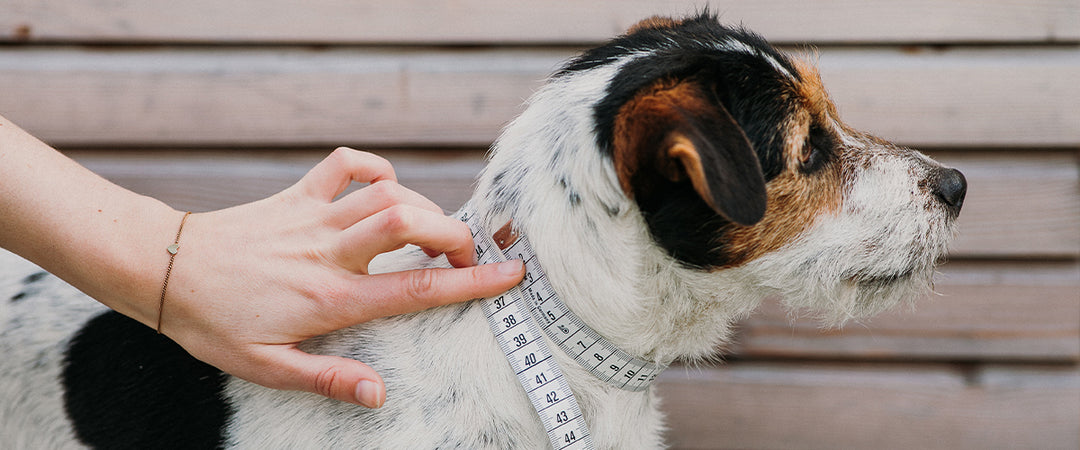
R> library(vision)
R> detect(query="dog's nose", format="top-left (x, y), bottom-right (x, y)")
top-left (930, 167), bottom-right (967, 214)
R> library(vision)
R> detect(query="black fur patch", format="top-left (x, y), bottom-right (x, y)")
top-left (572, 15), bottom-right (797, 180)
top-left (62, 311), bottom-right (231, 449)
top-left (562, 15), bottom-right (802, 268)
top-left (636, 182), bottom-right (736, 268)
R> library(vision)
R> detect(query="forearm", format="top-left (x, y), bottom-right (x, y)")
top-left (0, 114), bottom-right (179, 326)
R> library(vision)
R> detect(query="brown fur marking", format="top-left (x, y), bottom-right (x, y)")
top-left (613, 60), bottom-right (846, 269)
top-left (720, 160), bottom-right (843, 267)
top-left (626, 16), bottom-right (681, 34)
top-left (665, 134), bottom-right (713, 208)
top-left (719, 58), bottom-right (845, 268)
top-left (611, 78), bottom-right (717, 200)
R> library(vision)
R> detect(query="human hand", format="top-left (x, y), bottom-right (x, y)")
top-left (158, 148), bottom-right (524, 408)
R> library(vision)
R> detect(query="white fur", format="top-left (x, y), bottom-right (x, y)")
top-left (0, 252), bottom-right (104, 449)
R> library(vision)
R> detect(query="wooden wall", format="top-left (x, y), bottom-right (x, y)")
top-left (3, 1), bottom-right (1077, 448)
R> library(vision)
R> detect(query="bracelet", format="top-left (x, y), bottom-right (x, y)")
top-left (157, 211), bottom-right (191, 334)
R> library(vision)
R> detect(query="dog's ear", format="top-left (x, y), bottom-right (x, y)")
top-left (613, 78), bottom-right (768, 226)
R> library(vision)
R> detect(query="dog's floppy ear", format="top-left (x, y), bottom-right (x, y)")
top-left (612, 78), bottom-right (768, 226)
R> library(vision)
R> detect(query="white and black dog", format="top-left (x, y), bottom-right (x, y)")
top-left (0, 15), bottom-right (966, 449)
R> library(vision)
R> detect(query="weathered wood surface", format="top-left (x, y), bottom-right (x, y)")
top-left (3, 46), bottom-right (1078, 147)
top-left (4, 0), bottom-right (1078, 44)
top-left (67, 149), bottom-right (1080, 259)
top-left (934, 151), bottom-right (1080, 259)
top-left (656, 362), bottom-right (1080, 449)
top-left (731, 261), bottom-right (1080, 361)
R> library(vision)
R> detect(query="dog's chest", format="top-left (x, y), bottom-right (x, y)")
top-left (222, 300), bottom-right (551, 448)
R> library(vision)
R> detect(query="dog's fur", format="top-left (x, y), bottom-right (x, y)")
top-left (0, 15), bottom-right (966, 449)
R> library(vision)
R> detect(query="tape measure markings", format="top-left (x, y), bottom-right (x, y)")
top-left (460, 205), bottom-right (667, 448)
top-left (463, 208), bottom-right (592, 450)
top-left (505, 232), bottom-right (666, 392)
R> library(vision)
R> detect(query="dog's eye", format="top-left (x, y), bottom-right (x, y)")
top-left (799, 127), bottom-right (831, 173)
top-left (803, 142), bottom-right (825, 168)
top-left (800, 141), bottom-right (825, 173)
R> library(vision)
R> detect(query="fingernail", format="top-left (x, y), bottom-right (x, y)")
top-left (498, 260), bottom-right (524, 276)
top-left (355, 380), bottom-right (383, 408)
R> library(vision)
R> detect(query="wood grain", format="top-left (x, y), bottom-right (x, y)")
top-left (4, 0), bottom-right (1078, 44)
top-left (731, 261), bottom-right (1080, 361)
top-left (2, 46), bottom-right (1077, 147)
top-left (656, 362), bottom-right (1080, 449)
top-left (935, 152), bottom-right (1080, 258)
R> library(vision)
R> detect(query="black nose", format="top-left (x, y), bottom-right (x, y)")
top-left (930, 167), bottom-right (967, 214)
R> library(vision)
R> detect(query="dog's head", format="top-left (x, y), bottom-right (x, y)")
top-left (479, 14), bottom-right (966, 339)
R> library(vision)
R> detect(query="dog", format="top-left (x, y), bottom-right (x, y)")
top-left (0, 14), bottom-right (966, 449)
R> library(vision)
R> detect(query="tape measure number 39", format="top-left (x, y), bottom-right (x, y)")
top-left (460, 208), bottom-right (593, 450)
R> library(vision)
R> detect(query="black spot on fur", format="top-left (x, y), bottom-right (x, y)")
top-left (22, 271), bottom-right (48, 284)
top-left (559, 178), bottom-right (583, 206)
top-left (568, 191), bottom-right (582, 206)
top-left (444, 301), bottom-right (474, 325)
top-left (62, 311), bottom-right (231, 450)
top-left (10, 271), bottom-right (49, 302)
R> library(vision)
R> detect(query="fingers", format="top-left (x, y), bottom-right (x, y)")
top-left (323, 179), bottom-right (443, 230)
top-left (257, 347), bottom-right (387, 408)
top-left (333, 205), bottom-right (478, 272)
top-left (344, 260), bottom-right (525, 322)
top-left (241, 261), bottom-right (524, 407)
top-left (298, 148), bottom-right (463, 266)
top-left (296, 147), bottom-right (397, 201)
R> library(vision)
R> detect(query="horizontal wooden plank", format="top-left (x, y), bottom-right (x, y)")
top-left (66, 148), bottom-right (1080, 259)
top-left (4, 0), bottom-right (1078, 44)
top-left (818, 47), bottom-right (1080, 147)
top-left (0, 47), bottom-right (549, 147)
top-left (731, 260), bottom-right (1080, 362)
top-left (69, 149), bottom-right (486, 214)
top-left (2, 46), bottom-right (1078, 148)
top-left (656, 362), bottom-right (1080, 449)
top-left (936, 151), bottom-right (1080, 258)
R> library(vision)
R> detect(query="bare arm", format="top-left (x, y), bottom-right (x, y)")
top-left (0, 114), bottom-right (523, 407)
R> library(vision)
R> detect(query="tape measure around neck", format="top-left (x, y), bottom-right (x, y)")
top-left (459, 205), bottom-right (667, 449)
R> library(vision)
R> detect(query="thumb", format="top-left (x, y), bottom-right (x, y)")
top-left (259, 347), bottom-right (387, 408)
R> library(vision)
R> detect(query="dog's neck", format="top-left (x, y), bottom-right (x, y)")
top-left (467, 67), bottom-right (765, 366)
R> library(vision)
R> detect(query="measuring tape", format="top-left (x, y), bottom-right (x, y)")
top-left (459, 205), bottom-right (666, 449)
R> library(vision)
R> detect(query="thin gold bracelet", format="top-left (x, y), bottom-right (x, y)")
top-left (157, 211), bottom-right (191, 334)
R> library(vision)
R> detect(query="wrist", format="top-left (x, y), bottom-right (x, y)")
top-left (41, 194), bottom-right (183, 329)
top-left (0, 115), bottom-right (188, 329)
top-left (96, 200), bottom-right (188, 329)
